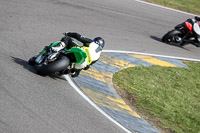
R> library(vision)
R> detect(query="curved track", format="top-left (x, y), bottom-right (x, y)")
top-left (0, 0), bottom-right (199, 133)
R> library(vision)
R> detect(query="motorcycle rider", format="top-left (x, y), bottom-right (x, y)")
top-left (194, 16), bottom-right (200, 47)
top-left (185, 16), bottom-right (200, 47)
top-left (44, 32), bottom-right (105, 77)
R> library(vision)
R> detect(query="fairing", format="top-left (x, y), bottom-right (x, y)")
top-left (184, 22), bottom-right (193, 32)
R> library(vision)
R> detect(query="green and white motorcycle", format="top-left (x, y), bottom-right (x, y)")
top-left (28, 41), bottom-right (87, 76)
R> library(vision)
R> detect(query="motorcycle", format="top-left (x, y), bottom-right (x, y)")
top-left (28, 41), bottom-right (87, 76)
top-left (162, 19), bottom-right (200, 47)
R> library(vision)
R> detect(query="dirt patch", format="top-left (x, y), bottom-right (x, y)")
top-left (113, 84), bottom-right (175, 133)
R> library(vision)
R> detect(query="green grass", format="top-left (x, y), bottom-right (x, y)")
top-left (143, 0), bottom-right (200, 15)
top-left (113, 61), bottom-right (200, 133)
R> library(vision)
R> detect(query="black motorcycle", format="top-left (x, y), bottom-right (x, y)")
top-left (162, 19), bottom-right (200, 47)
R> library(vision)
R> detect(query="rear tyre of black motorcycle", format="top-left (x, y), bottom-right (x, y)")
top-left (162, 30), bottom-right (182, 43)
top-left (36, 56), bottom-right (70, 76)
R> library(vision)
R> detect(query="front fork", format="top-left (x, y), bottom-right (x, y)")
top-left (35, 54), bottom-right (45, 64)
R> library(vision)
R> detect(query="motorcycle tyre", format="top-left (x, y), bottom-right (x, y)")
top-left (36, 56), bottom-right (70, 76)
top-left (162, 30), bottom-right (182, 43)
top-left (28, 56), bottom-right (37, 66)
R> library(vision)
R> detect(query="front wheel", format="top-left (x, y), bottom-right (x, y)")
top-left (162, 30), bottom-right (183, 43)
top-left (36, 56), bottom-right (70, 76)
top-left (28, 56), bottom-right (37, 66)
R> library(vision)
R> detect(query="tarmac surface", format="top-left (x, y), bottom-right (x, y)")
top-left (0, 0), bottom-right (199, 133)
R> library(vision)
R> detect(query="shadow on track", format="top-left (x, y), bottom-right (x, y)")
top-left (11, 56), bottom-right (37, 73)
top-left (11, 56), bottom-right (67, 81)
top-left (150, 35), bottom-right (191, 51)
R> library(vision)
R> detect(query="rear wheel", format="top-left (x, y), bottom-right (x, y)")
top-left (36, 56), bottom-right (70, 76)
top-left (162, 30), bottom-right (182, 43)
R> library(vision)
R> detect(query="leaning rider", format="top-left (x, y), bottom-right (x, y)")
top-left (45, 32), bottom-right (105, 77)
top-left (186, 16), bottom-right (200, 47)
top-left (194, 16), bottom-right (200, 47)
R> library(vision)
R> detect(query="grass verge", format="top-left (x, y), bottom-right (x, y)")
top-left (143, 0), bottom-right (200, 15)
top-left (113, 61), bottom-right (200, 133)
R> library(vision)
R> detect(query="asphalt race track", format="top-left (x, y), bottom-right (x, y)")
top-left (0, 0), bottom-right (199, 133)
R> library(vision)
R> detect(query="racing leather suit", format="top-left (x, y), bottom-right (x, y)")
top-left (187, 17), bottom-right (200, 47)
top-left (194, 17), bottom-right (200, 46)
top-left (51, 32), bottom-right (102, 77)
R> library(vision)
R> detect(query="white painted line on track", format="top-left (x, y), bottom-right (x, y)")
top-left (135, 0), bottom-right (197, 16)
top-left (64, 75), bottom-right (132, 133)
top-left (103, 50), bottom-right (200, 62)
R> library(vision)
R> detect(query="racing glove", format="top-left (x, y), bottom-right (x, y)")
top-left (44, 45), bottom-right (51, 51)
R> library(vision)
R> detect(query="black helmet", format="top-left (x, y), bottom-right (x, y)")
top-left (93, 37), bottom-right (105, 49)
